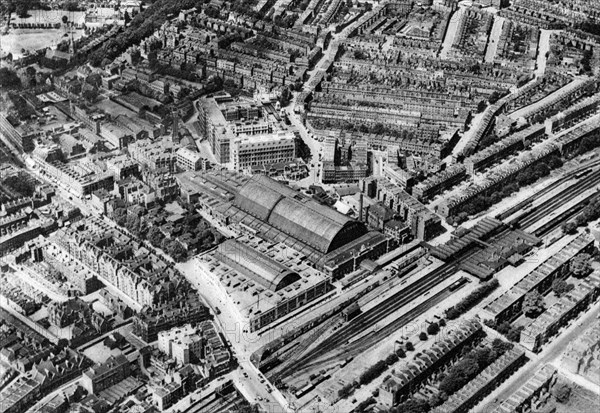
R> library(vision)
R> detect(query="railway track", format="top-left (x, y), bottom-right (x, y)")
top-left (184, 390), bottom-right (246, 413)
top-left (533, 190), bottom-right (599, 237)
top-left (267, 262), bottom-right (458, 380)
top-left (287, 285), bottom-right (458, 378)
top-left (262, 165), bottom-right (600, 383)
top-left (513, 168), bottom-right (600, 230)
top-left (496, 158), bottom-right (600, 221)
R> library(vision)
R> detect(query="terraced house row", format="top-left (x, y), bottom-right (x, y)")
top-left (484, 234), bottom-right (595, 323)
top-left (381, 320), bottom-right (483, 406)
top-left (439, 140), bottom-right (560, 218)
top-left (431, 346), bottom-right (527, 413)
top-left (519, 270), bottom-right (600, 352)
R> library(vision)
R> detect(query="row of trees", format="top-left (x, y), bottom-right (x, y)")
top-left (448, 155), bottom-right (563, 225)
top-left (387, 339), bottom-right (513, 413)
top-left (563, 194), bottom-right (600, 235)
top-left (438, 340), bottom-right (513, 395)
top-left (571, 253), bottom-right (593, 278)
top-left (0, 68), bottom-right (22, 90)
top-left (446, 279), bottom-right (499, 320)
top-left (87, 0), bottom-right (201, 67)
top-left (0, 0), bottom-right (36, 18)
top-left (7, 91), bottom-right (36, 120)
top-left (486, 319), bottom-right (524, 342)
top-left (338, 339), bottom-right (419, 399)
top-left (2, 175), bottom-right (36, 197)
top-left (339, 322), bottom-right (453, 402)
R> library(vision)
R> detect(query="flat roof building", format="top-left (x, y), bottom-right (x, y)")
top-left (230, 131), bottom-right (296, 172)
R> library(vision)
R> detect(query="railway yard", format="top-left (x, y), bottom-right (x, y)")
top-left (239, 151), bottom-right (600, 412)
top-left (2, 1), bottom-right (600, 413)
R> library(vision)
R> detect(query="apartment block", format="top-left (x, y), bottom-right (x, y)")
top-left (230, 132), bottom-right (296, 172)
top-left (81, 355), bottom-right (131, 395)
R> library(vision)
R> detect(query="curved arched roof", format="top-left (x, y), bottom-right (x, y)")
top-left (215, 240), bottom-right (300, 291)
top-left (232, 176), bottom-right (368, 254)
top-left (268, 198), bottom-right (356, 253)
top-left (235, 180), bottom-right (283, 221)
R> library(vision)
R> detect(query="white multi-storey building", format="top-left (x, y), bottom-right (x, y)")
top-left (230, 131), bottom-right (296, 172)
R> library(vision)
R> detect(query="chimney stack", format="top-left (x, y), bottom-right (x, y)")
top-left (359, 192), bottom-right (364, 222)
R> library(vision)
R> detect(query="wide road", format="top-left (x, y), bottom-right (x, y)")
top-left (178, 260), bottom-right (292, 413)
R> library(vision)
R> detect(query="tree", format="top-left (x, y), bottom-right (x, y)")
top-left (507, 325), bottom-right (524, 342)
top-left (353, 50), bottom-right (367, 59)
top-left (359, 360), bottom-right (387, 385)
top-left (405, 341), bottom-right (414, 351)
top-left (385, 353), bottom-right (399, 365)
top-left (0, 67), bottom-right (22, 90)
top-left (477, 100), bottom-right (487, 113)
top-left (552, 381), bottom-right (571, 403)
top-left (113, 208), bottom-right (127, 227)
top-left (439, 318), bottom-right (446, 327)
top-left (338, 383), bottom-right (354, 398)
top-left (446, 307), bottom-right (460, 320)
top-left (571, 253), bottom-right (592, 278)
top-left (56, 338), bottom-right (69, 350)
top-left (429, 392), bottom-right (448, 407)
top-left (15, 2), bottom-right (29, 18)
top-left (82, 89), bottom-right (99, 102)
top-left (147, 226), bottom-right (164, 247)
top-left (419, 332), bottom-right (428, 341)
top-left (393, 399), bottom-right (429, 413)
top-left (395, 348), bottom-right (406, 358)
top-left (522, 290), bottom-right (545, 318)
top-left (125, 214), bottom-right (141, 234)
top-left (2, 175), bottom-right (35, 196)
top-left (446, 279), bottom-right (499, 319)
top-left (489, 91), bottom-right (501, 104)
top-left (552, 279), bottom-right (574, 297)
top-left (279, 87), bottom-right (292, 107)
top-left (427, 322), bottom-right (440, 335)
top-left (62, 15), bottom-right (68, 25)
top-left (491, 338), bottom-right (513, 355)
top-left (548, 156), bottom-right (563, 169)
top-left (562, 221), bottom-right (578, 235)
top-left (168, 241), bottom-right (187, 262)
top-left (439, 357), bottom-right (480, 394)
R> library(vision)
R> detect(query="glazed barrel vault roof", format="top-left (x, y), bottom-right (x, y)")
top-left (215, 239), bottom-right (300, 291)
top-left (233, 175), bottom-right (367, 254)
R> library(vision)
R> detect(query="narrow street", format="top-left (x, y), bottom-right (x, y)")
top-left (439, 6), bottom-right (464, 60)
top-left (473, 300), bottom-right (600, 412)
top-left (484, 15), bottom-right (505, 63)
top-left (287, 1), bottom-right (386, 173)
top-left (536, 29), bottom-right (561, 79)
